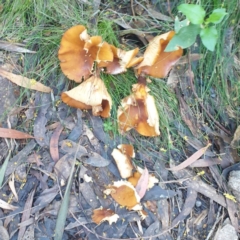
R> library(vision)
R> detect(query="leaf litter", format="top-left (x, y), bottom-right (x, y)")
top-left (0, 1), bottom-right (239, 239)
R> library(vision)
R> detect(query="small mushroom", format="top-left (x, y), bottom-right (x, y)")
top-left (128, 166), bottom-right (159, 189)
top-left (98, 45), bottom-right (143, 74)
top-left (136, 31), bottom-right (183, 78)
top-left (61, 75), bottom-right (112, 118)
top-left (104, 180), bottom-right (142, 210)
top-left (92, 207), bottom-right (119, 225)
top-left (58, 25), bottom-right (113, 82)
top-left (111, 144), bottom-right (135, 179)
top-left (118, 83), bottom-right (160, 136)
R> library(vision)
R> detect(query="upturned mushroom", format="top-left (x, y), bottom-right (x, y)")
top-left (136, 31), bottom-right (183, 78)
top-left (92, 208), bottom-right (119, 225)
top-left (104, 180), bottom-right (142, 210)
top-left (98, 45), bottom-right (143, 74)
top-left (58, 25), bottom-right (113, 82)
top-left (117, 81), bottom-right (160, 136)
top-left (111, 144), bottom-right (135, 179)
top-left (61, 75), bottom-right (112, 118)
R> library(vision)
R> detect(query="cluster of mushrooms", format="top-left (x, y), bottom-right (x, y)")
top-left (58, 25), bottom-right (183, 137)
top-left (90, 144), bottom-right (159, 224)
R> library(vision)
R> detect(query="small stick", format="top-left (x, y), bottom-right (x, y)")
top-left (205, 206), bottom-right (222, 240)
top-left (130, 0), bottom-right (135, 16)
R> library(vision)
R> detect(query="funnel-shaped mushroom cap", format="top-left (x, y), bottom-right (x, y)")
top-left (118, 83), bottom-right (160, 136)
top-left (61, 76), bottom-right (112, 118)
top-left (58, 25), bottom-right (113, 82)
top-left (136, 31), bottom-right (183, 78)
top-left (98, 45), bottom-right (143, 74)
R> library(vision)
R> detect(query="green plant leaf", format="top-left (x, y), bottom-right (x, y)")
top-left (178, 4), bottom-right (206, 25)
top-left (205, 8), bottom-right (227, 24)
top-left (200, 26), bottom-right (218, 51)
top-left (165, 24), bottom-right (201, 52)
top-left (54, 144), bottom-right (79, 240)
top-left (174, 16), bottom-right (189, 33)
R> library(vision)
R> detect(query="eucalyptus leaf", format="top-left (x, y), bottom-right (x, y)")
top-left (174, 16), bottom-right (189, 33)
top-left (205, 8), bottom-right (227, 24)
top-left (178, 4), bottom-right (206, 24)
top-left (200, 26), bottom-right (218, 51)
top-left (165, 24), bottom-right (201, 52)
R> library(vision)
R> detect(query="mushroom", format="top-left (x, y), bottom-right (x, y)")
top-left (61, 75), bottom-right (112, 118)
top-left (117, 82), bottom-right (160, 136)
top-left (58, 25), bottom-right (113, 82)
top-left (104, 180), bottom-right (142, 210)
top-left (92, 207), bottom-right (119, 225)
top-left (98, 45), bottom-right (143, 74)
top-left (111, 144), bottom-right (135, 179)
top-left (128, 166), bottom-right (159, 189)
top-left (136, 31), bottom-right (183, 78)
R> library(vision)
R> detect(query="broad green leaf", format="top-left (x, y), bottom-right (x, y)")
top-left (165, 24), bottom-right (201, 52)
top-left (205, 8), bottom-right (227, 24)
top-left (200, 26), bottom-right (218, 51)
top-left (174, 16), bottom-right (189, 33)
top-left (178, 4), bottom-right (206, 24)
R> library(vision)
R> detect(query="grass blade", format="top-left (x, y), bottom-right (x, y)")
top-left (0, 150), bottom-right (11, 187)
top-left (54, 144), bottom-right (79, 240)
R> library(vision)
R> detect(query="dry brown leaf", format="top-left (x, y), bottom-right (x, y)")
top-left (0, 68), bottom-right (52, 92)
top-left (0, 41), bottom-right (36, 53)
top-left (18, 188), bottom-right (35, 240)
top-left (231, 125), bottom-right (240, 148)
top-left (27, 153), bottom-right (43, 167)
top-left (177, 54), bottom-right (203, 64)
top-left (135, 167), bottom-right (149, 199)
top-left (0, 199), bottom-right (18, 210)
top-left (190, 158), bottom-right (222, 168)
top-left (0, 127), bottom-right (34, 139)
top-left (50, 124), bottom-right (64, 162)
top-left (9, 174), bottom-right (18, 202)
top-left (167, 143), bottom-right (211, 171)
top-left (171, 187), bottom-right (197, 227)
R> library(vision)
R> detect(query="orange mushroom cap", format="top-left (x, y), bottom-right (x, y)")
top-left (98, 45), bottom-right (143, 74)
top-left (136, 31), bottom-right (183, 78)
top-left (61, 75), bottom-right (112, 118)
top-left (117, 83), bottom-right (160, 137)
top-left (92, 208), bottom-right (119, 225)
top-left (58, 25), bottom-right (113, 82)
top-left (111, 144), bottom-right (135, 179)
top-left (104, 180), bottom-right (142, 210)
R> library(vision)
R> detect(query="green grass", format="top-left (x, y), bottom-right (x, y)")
top-left (0, 0), bottom-right (239, 153)
top-left (191, 0), bottom-right (240, 134)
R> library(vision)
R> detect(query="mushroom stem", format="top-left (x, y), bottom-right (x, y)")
top-left (137, 74), bottom-right (147, 85)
